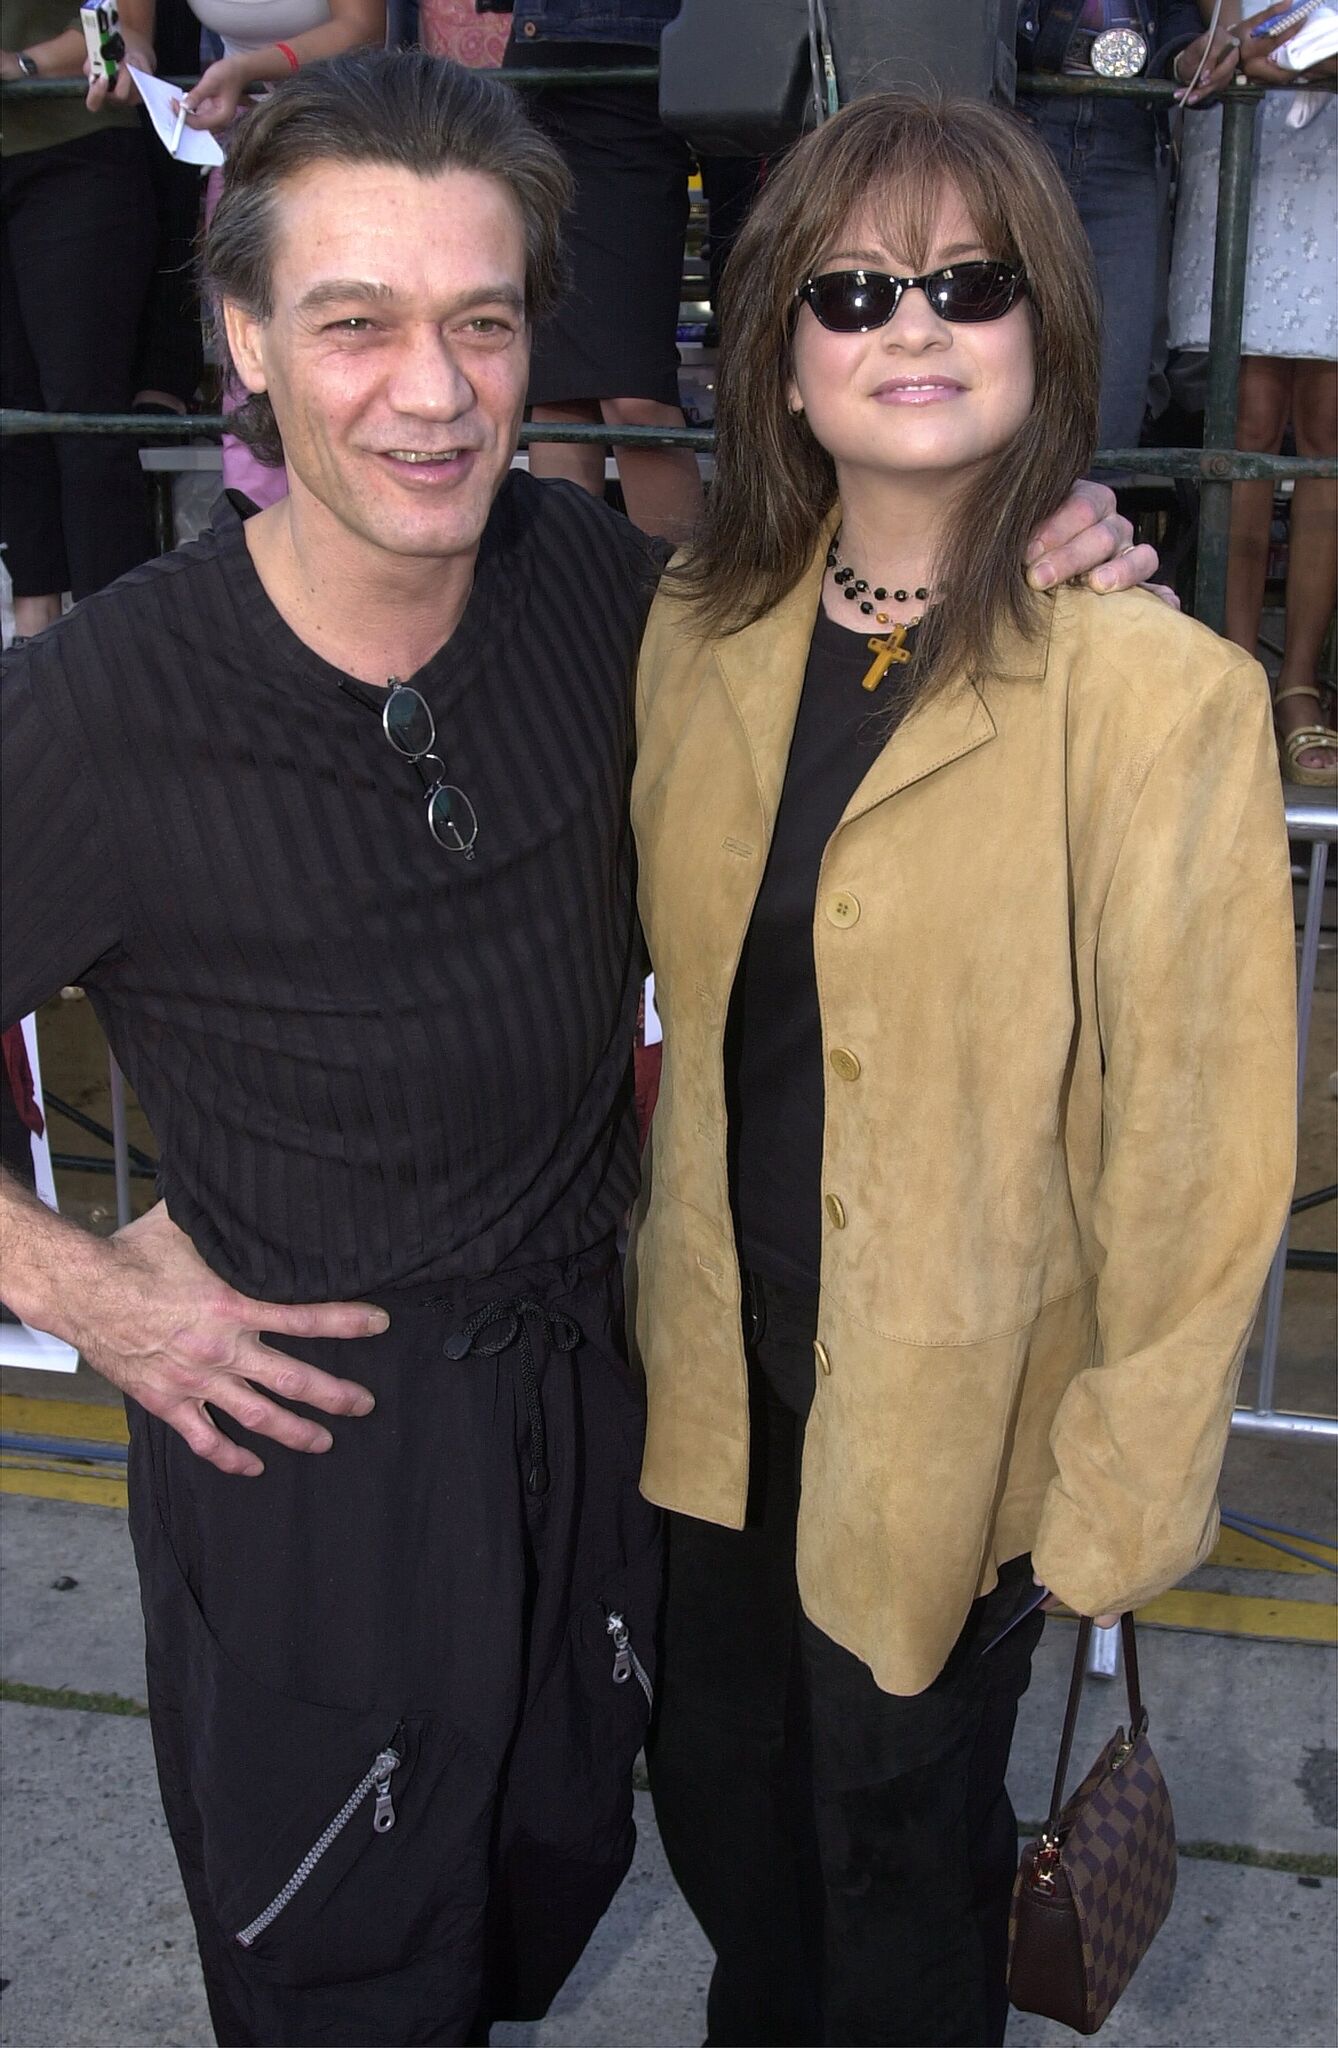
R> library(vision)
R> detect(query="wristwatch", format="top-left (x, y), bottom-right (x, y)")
top-left (16, 52), bottom-right (40, 76)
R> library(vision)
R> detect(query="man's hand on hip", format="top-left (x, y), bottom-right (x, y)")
top-left (0, 1176), bottom-right (383, 1477)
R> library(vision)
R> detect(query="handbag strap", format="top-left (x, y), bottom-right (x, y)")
top-left (1043, 1614), bottom-right (1145, 1841)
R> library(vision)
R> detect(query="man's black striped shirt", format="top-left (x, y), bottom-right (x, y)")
top-left (1, 475), bottom-right (664, 1300)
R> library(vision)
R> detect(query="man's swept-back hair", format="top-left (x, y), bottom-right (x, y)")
top-left (203, 50), bottom-right (573, 467)
top-left (672, 92), bottom-right (1101, 704)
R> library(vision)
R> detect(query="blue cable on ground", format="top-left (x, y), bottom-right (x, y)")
top-left (1220, 1509), bottom-right (1338, 1575)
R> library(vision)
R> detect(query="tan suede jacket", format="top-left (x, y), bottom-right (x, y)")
top-left (630, 543), bottom-right (1297, 1697)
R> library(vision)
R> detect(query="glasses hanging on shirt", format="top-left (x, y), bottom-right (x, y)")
top-left (383, 680), bottom-right (479, 859)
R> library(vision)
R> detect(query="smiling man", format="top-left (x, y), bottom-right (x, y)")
top-left (0, 56), bottom-right (665, 2048)
top-left (0, 49), bottom-right (1158, 2048)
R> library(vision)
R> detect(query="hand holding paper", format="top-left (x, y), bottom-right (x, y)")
top-left (127, 64), bottom-right (226, 164)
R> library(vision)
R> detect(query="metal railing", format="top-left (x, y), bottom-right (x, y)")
top-left (2, 67), bottom-right (1336, 629)
top-left (1240, 806), bottom-right (1337, 1444)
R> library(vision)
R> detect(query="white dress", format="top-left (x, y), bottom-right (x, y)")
top-left (1168, 90), bottom-right (1338, 361)
top-left (188, 0), bottom-right (332, 57)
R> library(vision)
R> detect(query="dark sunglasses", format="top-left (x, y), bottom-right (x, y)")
top-left (796, 261), bottom-right (1028, 332)
top-left (383, 680), bottom-right (478, 858)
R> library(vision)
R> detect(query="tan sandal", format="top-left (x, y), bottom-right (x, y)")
top-left (1274, 684), bottom-right (1338, 789)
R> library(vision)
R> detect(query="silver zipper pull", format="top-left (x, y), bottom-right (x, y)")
top-left (371, 1749), bottom-right (400, 1834)
top-left (606, 1610), bottom-right (632, 1685)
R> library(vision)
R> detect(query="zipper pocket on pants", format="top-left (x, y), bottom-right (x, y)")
top-left (606, 1611), bottom-right (654, 1709)
top-left (235, 1741), bottom-right (402, 1949)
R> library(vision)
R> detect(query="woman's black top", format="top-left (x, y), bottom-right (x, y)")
top-left (726, 603), bottom-right (915, 1294)
top-left (0, 475), bottom-right (664, 1301)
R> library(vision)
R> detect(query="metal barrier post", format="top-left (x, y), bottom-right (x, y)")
top-left (1194, 92), bottom-right (1260, 634)
top-left (1087, 1622), bottom-right (1121, 1680)
top-left (1244, 808), bottom-right (1335, 1436)
top-left (147, 467), bottom-right (176, 558)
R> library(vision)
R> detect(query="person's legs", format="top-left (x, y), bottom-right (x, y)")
top-left (0, 155), bottom-right (68, 619)
top-left (476, 1254), bottom-right (663, 2029)
top-left (1018, 98), bottom-right (1162, 452)
top-left (1, 130), bottom-right (157, 599)
top-left (526, 398), bottom-right (607, 497)
top-left (134, 135), bottom-right (206, 411)
top-left (1227, 354), bottom-right (1292, 655)
top-left (807, 1573), bottom-right (1044, 2047)
top-left (126, 1244), bottom-right (654, 2047)
top-left (646, 1295), bottom-right (824, 2047)
top-left (603, 395), bottom-right (705, 544)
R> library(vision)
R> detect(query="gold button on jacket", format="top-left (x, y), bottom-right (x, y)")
top-left (827, 892), bottom-right (860, 927)
top-left (628, 530), bottom-right (1297, 1697)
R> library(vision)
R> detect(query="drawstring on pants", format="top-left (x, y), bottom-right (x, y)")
top-left (436, 1296), bottom-right (582, 1497)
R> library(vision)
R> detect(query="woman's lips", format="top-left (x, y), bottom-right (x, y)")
top-left (871, 381), bottom-right (966, 405)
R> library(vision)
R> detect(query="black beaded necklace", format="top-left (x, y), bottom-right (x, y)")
top-left (826, 531), bottom-right (931, 692)
top-left (826, 531), bottom-right (929, 626)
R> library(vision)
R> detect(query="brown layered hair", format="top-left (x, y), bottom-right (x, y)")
top-left (675, 93), bottom-right (1101, 699)
top-left (202, 51), bottom-right (573, 468)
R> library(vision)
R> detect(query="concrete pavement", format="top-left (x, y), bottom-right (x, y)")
top-left (2, 1488), bottom-right (1334, 2048)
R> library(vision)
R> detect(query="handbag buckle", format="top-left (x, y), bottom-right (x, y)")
top-left (1032, 1834), bottom-right (1062, 1891)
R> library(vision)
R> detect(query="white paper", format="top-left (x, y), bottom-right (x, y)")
top-left (128, 65), bottom-right (225, 165)
top-left (643, 974), bottom-right (662, 1048)
top-left (1278, 4), bottom-right (1338, 67)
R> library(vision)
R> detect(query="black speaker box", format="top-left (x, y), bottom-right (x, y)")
top-left (659, 0), bottom-right (1020, 157)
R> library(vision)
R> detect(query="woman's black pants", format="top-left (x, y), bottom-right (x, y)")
top-left (0, 128), bottom-right (156, 599)
top-left (646, 1272), bottom-right (1045, 2048)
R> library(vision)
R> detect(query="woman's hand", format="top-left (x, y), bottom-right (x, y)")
top-left (1172, 24), bottom-right (1243, 104)
top-left (1235, 2), bottom-right (1338, 83)
top-left (1037, 1582), bottom-right (1120, 1629)
top-left (85, 28), bottom-right (156, 111)
top-left (1024, 480), bottom-right (1163, 596)
top-left (181, 54), bottom-right (252, 133)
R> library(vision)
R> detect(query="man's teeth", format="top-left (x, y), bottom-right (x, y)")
top-left (388, 450), bottom-right (462, 463)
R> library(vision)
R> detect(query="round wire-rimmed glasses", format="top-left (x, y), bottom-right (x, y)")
top-left (382, 680), bottom-right (479, 858)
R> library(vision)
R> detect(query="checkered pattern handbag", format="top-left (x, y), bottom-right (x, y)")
top-left (1008, 1616), bottom-right (1177, 2035)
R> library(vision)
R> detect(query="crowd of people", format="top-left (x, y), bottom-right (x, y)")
top-left (0, 10), bottom-right (1329, 2048)
top-left (1, 0), bottom-right (1334, 757)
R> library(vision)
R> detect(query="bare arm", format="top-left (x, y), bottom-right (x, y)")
top-left (0, 1170), bottom-right (384, 1477)
top-left (182, 0), bottom-right (386, 133)
top-left (0, 26), bottom-right (91, 79)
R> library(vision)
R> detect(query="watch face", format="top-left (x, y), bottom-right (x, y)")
top-left (1091, 26), bottom-right (1149, 75)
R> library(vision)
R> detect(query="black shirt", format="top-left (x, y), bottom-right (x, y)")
top-left (1, 476), bottom-right (664, 1300)
top-left (726, 603), bottom-right (914, 1293)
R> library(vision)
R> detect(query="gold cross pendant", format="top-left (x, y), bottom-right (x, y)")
top-left (862, 625), bottom-right (912, 692)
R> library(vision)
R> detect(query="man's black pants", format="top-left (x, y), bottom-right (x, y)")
top-left (646, 1273), bottom-right (1045, 2048)
top-left (126, 1241), bottom-right (661, 2047)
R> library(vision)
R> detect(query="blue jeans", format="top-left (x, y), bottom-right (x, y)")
top-left (1018, 93), bottom-right (1170, 452)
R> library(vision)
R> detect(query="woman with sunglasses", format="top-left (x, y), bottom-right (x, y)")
top-left (629, 94), bottom-right (1296, 2048)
